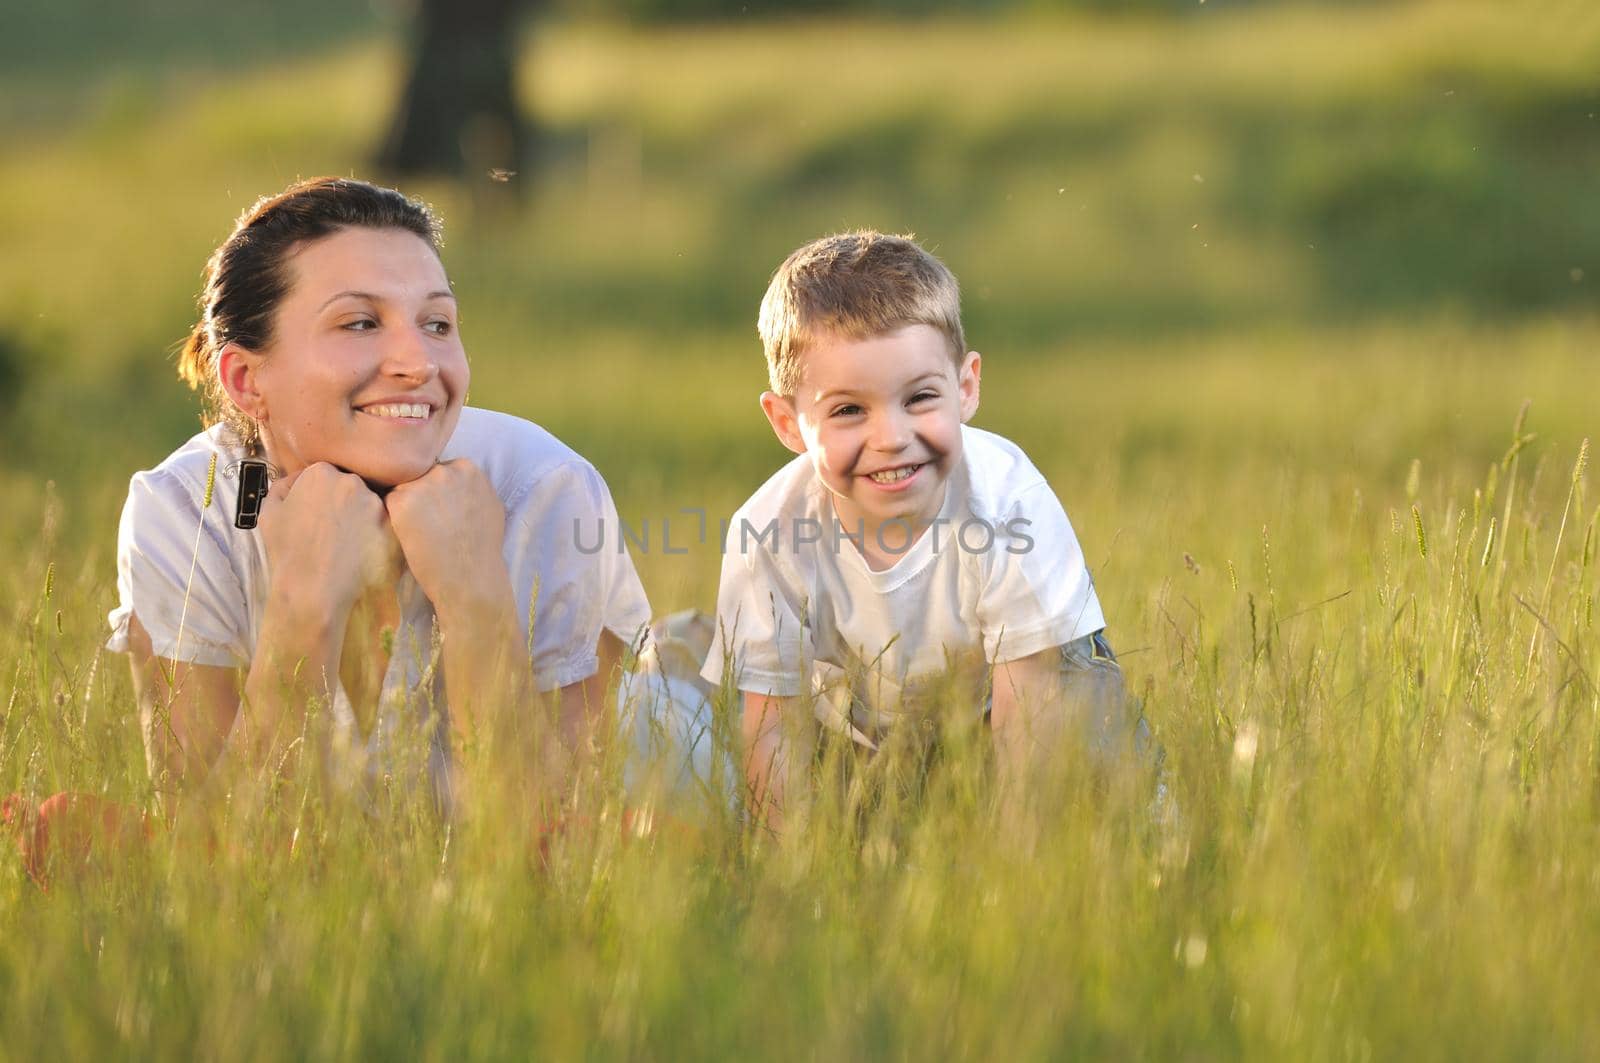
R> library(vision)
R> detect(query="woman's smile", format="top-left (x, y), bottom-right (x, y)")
top-left (247, 226), bottom-right (469, 487)
top-left (356, 401), bottom-right (435, 421)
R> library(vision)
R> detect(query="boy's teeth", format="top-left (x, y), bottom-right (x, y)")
top-left (869, 465), bottom-right (919, 484)
top-left (365, 403), bottom-right (430, 419)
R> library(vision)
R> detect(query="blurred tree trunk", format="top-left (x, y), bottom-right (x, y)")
top-left (376, 0), bottom-right (537, 182)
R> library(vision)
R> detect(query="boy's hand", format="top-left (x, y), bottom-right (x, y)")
top-left (990, 636), bottom-right (1130, 825)
top-left (741, 691), bottom-right (813, 837)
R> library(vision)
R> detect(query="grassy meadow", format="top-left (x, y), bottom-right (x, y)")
top-left (2, 2), bottom-right (1600, 1056)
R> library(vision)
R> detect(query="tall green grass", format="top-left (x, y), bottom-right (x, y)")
top-left (5, 400), bottom-right (1596, 1057)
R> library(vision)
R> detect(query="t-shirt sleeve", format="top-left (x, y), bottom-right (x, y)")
top-left (699, 528), bottom-right (811, 698)
top-left (977, 480), bottom-right (1106, 664)
top-left (504, 460), bottom-right (652, 693)
top-left (106, 467), bottom-right (251, 668)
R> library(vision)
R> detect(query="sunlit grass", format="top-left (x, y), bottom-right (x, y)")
top-left (4, 405), bottom-right (1597, 1056)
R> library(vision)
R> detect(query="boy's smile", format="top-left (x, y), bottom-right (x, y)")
top-left (761, 324), bottom-right (981, 568)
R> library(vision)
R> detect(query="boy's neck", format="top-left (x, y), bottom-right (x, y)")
top-left (832, 488), bottom-right (950, 573)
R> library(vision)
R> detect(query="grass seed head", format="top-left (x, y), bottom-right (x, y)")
top-left (203, 453), bottom-right (218, 510)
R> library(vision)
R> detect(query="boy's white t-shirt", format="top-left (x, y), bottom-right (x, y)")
top-left (700, 425), bottom-right (1105, 734)
top-left (106, 407), bottom-right (652, 778)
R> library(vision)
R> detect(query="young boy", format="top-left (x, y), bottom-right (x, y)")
top-left (701, 231), bottom-right (1136, 829)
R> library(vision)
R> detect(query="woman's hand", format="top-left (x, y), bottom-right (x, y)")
top-left (258, 462), bottom-right (401, 626)
top-left (220, 463), bottom-right (400, 784)
top-left (384, 459), bottom-right (511, 619)
top-left (386, 460), bottom-right (527, 788)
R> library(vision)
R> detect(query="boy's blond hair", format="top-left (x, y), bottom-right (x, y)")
top-left (758, 231), bottom-right (966, 396)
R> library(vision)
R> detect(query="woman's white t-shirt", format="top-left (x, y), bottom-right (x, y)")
top-left (700, 425), bottom-right (1105, 735)
top-left (107, 407), bottom-right (652, 779)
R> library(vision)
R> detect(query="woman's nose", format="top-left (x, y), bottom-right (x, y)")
top-left (385, 327), bottom-right (439, 382)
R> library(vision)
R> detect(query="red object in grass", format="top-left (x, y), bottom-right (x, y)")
top-left (2, 792), bottom-right (155, 888)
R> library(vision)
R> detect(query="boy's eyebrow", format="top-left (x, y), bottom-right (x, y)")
top-left (317, 289), bottom-right (457, 311)
top-left (815, 371), bottom-right (946, 404)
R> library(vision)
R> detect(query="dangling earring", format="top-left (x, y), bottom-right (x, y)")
top-left (233, 460), bottom-right (271, 530)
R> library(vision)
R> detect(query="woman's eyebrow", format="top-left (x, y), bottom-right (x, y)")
top-left (318, 289), bottom-right (377, 311)
top-left (317, 289), bottom-right (457, 311)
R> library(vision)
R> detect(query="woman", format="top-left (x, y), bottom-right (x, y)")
top-left (104, 177), bottom-right (652, 811)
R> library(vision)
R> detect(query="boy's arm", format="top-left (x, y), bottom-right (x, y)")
top-left (990, 634), bottom-right (1128, 817)
top-left (740, 690), bottom-right (816, 836)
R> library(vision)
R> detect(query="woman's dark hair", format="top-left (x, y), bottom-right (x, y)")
top-left (178, 177), bottom-right (443, 449)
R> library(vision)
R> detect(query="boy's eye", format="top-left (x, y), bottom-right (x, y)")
top-left (909, 391), bottom-right (938, 404)
top-left (832, 404), bottom-right (864, 418)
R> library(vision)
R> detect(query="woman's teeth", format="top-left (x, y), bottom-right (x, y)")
top-left (868, 464), bottom-right (920, 484)
top-left (363, 403), bottom-right (430, 419)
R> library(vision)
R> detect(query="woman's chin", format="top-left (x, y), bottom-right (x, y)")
top-left (350, 458), bottom-right (439, 493)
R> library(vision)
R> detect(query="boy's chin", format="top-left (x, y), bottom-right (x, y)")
top-left (857, 497), bottom-right (940, 529)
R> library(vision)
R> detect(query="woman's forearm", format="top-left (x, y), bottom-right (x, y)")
top-left (431, 581), bottom-right (550, 812)
top-left (238, 588), bottom-right (348, 776)
top-left (432, 582), bottom-right (528, 750)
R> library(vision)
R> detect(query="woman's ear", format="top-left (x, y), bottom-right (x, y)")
top-left (958, 350), bottom-right (982, 423)
top-left (216, 342), bottom-right (268, 421)
top-left (759, 392), bottom-right (808, 455)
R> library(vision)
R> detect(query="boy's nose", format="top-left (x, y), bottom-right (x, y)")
top-left (868, 410), bottom-right (913, 451)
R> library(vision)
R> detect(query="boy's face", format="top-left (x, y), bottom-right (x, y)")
top-left (761, 324), bottom-right (981, 538)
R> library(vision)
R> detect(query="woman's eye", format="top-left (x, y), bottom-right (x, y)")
top-left (341, 318), bottom-right (378, 332)
top-left (424, 319), bottom-right (454, 336)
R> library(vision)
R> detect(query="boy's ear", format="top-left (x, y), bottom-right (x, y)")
top-left (216, 342), bottom-right (269, 422)
top-left (958, 350), bottom-right (982, 423)
top-left (759, 391), bottom-right (808, 455)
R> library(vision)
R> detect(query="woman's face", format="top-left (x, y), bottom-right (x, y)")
top-left (243, 226), bottom-right (468, 488)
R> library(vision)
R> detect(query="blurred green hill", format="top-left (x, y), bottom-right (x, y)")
top-left (0, 1), bottom-right (1595, 573)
